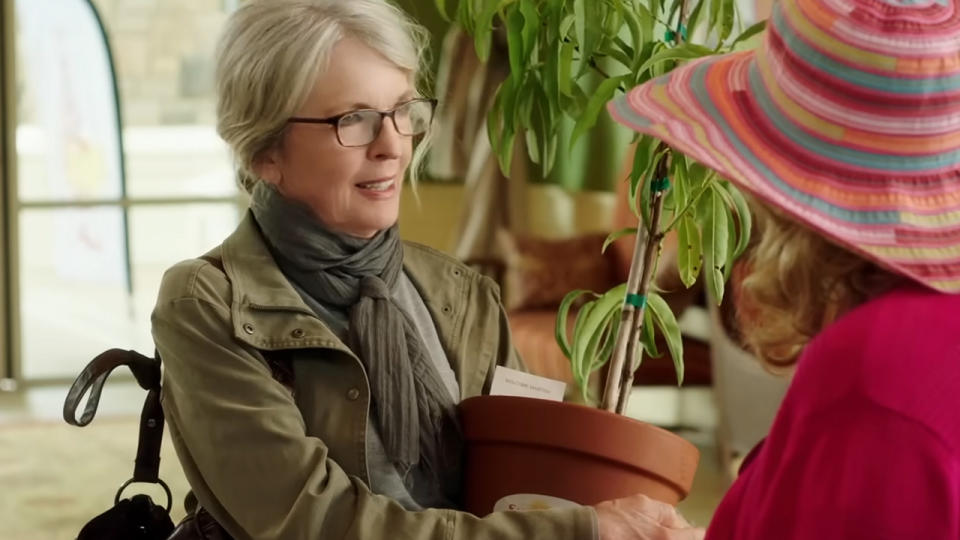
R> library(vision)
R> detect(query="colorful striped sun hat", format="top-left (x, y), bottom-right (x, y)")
top-left (608, 0), bottom-right (960, 293)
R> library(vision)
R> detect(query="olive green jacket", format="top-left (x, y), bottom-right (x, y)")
top-left (152, 213), bottom-right (597, 540)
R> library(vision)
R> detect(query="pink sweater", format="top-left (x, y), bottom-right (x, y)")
top-left (706, 286), bottom-right (960, 539)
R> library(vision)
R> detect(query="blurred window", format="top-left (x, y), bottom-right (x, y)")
top-left (12, 0), bottom-right (241, 380)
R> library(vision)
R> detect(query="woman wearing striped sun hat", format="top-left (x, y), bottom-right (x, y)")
top-left (606, 0), bottom-right (960, 537)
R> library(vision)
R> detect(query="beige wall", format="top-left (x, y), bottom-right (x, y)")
top-left (398, 182), bottom-right (618, 254)
top-left (399, 182), bottom-right (464, 252)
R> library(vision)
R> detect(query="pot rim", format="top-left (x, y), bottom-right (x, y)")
top-left (459, 395), bottom-right (700, 493)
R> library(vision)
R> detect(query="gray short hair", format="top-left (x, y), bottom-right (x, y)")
top-left (215, 0), bottom-right (433, 192)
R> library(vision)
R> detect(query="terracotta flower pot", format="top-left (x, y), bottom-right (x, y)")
top-left (459, 395), bottom-right (700, 515)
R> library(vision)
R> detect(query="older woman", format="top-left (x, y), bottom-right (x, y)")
top-left (152, 1), bottom-right (698, 539)
top-left (609, 0), bottom-right (960, 537)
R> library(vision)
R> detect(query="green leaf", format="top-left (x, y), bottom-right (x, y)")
top-left (570, 75), bottom-right (628, 150)
top-left (731, 19), bottom-right (767, 49)
top-left (636, 2), bottom-right (656, 43)
top-left (667, 0), bottom-right (684, 23)
top-left (517, 76), bottom-right (535, 125)
top-left (501, 74), bottom-right (520, 129)
top-left (648, 0), bottom-right (664, 18)
top-left (559, 41), bottom-right (575, 96)
top-left (632, 41), bottom-right (665, 85)
top-left (723, 203), bottom-right (737, 281)
top-left (602, 227), bottom-right (638, 254)
top-left (602, 4), bottom-right (623, 42)
top-left (577, 304), bottom-right (606, 386)
top-left (709, 0), bottom-right (722, 42)
top-left (686, 0), bottom-right (708, 37)
top-left (473, 1), bottom-right (500, 62)
top-left (670, 154), bottom-right (689, 218)
top-left (520, 0), bottom-right (540, 58)
top-left (719, 0), bottom-right (736, 43)
top-left (575, 0), bottom-right (600, 77)
top-left (608, 39), bottom-right (635, 70)
top-left (543, 43), bottom-right (561, 130)
top-left (618, 1), bottom-right (644, 54)
top-left (556, 289), bottom-right (594, 360)
top-left (579, 301), bottom-right (620, 386)
top-left (640, 307), bottom-right (661, 358)
top-left (687, 161), bottom-right (715, 187)
top-left (507, 7), bottom-right (525, 79)
top-left (707, 185), bottom-right (730, 264)
top-left (457, 0), bottom-right (471, 33)
top-left (486, 87), bottom-right (502, 152)
top-left (598, 305), bottom-right (623, 364)
top-left (435, 0), bottom-right (450, 21)
top-left (526, 128), bottom-right (541, 164)
top-left (636, 43), bottom-right (715, 75)
top-left (572, 283), bottom-right (627, 386)
top-left (700, 185), bottom-right (729, 303)
top-left (497, 128), bottom-right (517, 176)
top-left (560, 13), bottom-right (576, 38)
top-left (575, 0), bottom-right (587, 59)
top-left (543, 129), bottom-right (559, 178)
top-left (596, 309), bottom-right (624, 377)
top-left (570, 298), bottom-right (597, 388)
top-left (724, 181), bottom-right (753, 259)
top-left (647, 292), bottom-right (685, 386)
top-left (703, 250), bottom-right (724, 303)
top-left (677, 215), bottom-right (702, 288)
top-left (628, 136), bottom-right (656, 219)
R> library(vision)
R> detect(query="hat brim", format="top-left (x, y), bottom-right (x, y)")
top-left (608, 51), bottom-right (960, 293)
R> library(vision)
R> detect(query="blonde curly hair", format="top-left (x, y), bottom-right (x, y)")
top-left (738, 196), bottom-right (903, 368)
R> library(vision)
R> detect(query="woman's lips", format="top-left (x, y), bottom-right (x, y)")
top-left (355, 177), bottom-right (398, 198)
top-left (356, 178), bottom-right (395, 191)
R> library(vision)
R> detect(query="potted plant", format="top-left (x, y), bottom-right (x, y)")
top-left (439, 0), bottom-right (766, 515)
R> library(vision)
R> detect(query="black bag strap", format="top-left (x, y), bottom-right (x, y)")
top-left (64, 348), bottom-right (171, 512)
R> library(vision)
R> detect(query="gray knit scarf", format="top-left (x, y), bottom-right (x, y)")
top-left (249, 181), bottom-right (462, 504)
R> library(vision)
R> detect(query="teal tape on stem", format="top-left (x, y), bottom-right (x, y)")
top-left (663, 24), bottom-right (688, 43)
top-left (625, 293), bottom-right (647, 309)
top-left (651, 177), bottom-right (671, 192)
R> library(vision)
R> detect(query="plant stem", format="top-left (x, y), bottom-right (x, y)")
top-left (600, 222), bottom-right (647, 412)
top-left (600, 146), bottom-right (670, 412)
top-left (616, 186), bottom-right (667, 415)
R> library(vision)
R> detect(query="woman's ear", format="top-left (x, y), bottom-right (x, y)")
top-left (253, 147), bottom-right (283, 186)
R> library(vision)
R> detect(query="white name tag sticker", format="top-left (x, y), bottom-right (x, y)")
top-left (489, 366), bottom-right (566, 402)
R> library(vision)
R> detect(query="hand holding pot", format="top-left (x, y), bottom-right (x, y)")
top-left (594, 493), bottom-right (705, 540)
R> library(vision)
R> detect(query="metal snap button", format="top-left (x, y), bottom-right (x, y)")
top-left (242, 323), bottom-right (255, 335)
top-left (346, 388), bottom-right (360, 401)
top-left (291, 328), bottom-right (305, 338)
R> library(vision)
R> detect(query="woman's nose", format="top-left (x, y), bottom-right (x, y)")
top-left (369, 116), bottom-right (403, 159)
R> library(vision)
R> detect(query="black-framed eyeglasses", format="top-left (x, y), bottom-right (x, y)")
top-left (288, 98), bottom-right (437, 148)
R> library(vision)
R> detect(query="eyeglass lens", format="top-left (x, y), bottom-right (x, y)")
top-left (337, 100), bottom-right (433, 147)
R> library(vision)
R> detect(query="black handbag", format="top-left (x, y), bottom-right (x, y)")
top-left (64, 349), bottom-right (231, 540)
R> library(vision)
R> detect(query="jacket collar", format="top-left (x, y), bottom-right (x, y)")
top-left (221, 212), bottom-right (315, 315)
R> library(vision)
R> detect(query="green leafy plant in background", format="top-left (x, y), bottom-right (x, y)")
top-left (440, 0), bottom-right (765, 413)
